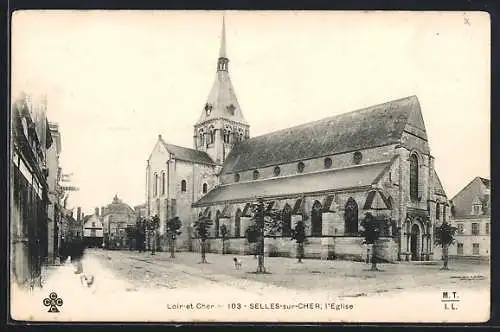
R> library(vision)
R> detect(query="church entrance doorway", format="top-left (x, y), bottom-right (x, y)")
top-left (410, 224), bottom-right (420, 261)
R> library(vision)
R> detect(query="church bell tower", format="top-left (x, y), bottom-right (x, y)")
top-left (193, 16), bottom-right (249, 166)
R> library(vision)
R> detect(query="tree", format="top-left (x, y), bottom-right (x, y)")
top-left (245, 198), bottom-right (282, 273)
top-left (291, 219), bottom-right (306, 263)
top-left (147, 215), bottom-right (160, 255)
top-left (360, 212), bottom-right (389, 271)
top-left (434, 221), bottom-right (457, 270)
top-left (192, 215), bottom-right (213, 263)
top-left (220, 224), bottom-right (229, 255)
top-left (135, 217), bottom-right (146, 252)
top-left (166, 216), bottom-right (182, 258)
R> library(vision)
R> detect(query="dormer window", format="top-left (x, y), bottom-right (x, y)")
top-left (472, 204), bottom-right (482, 215)
top-left (204, 103), bottom-right (213, 116)
top-left (273, 166), bottom-right (281, 176)
top-left (227, 104), bottom-right (236, 115)
top-left (234, 173), bottom-right (240, 182)
top-left (253, 170), bottom-right (259, 180)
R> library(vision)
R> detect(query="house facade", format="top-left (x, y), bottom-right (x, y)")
top-left (11, 92), bottom-right (53, 287)
top-left (102, 195), bottom-right (136, 249)
top-left (449, 177), bottom-right (490, 259)
top-left (145, 18), bottom-right (450, 261)
top-left (82, 212), bottom-right (104, 248)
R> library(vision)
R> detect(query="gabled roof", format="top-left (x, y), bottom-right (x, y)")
top-left (159, 138), bottom-right (215, 165)
top-left (222, 96), bottom-right (421, 174)
top-left (194, 160), bottom-right (390, 207)
top-left (433, 170), bottom-right (447, 196)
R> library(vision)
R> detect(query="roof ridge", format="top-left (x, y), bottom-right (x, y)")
top-left (244, 95), bottom-right (418, 142)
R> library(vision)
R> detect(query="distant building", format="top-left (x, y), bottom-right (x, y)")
top-left (46, 122), bottom-right (62, 264)
top-left (134, 203), bottom-right (147, 218)
top-left (82, 209), bottom-right (104, 248)
top-left (61, 207), bottom-right (83, 241)
top-left (450, 177), bottom-right (490, 259)
top-left (102, 195), bottom-right (136, 249)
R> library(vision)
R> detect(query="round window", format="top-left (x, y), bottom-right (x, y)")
top-left (353, 151), bottom-right (362, 164)
top-left (297, 162), bottom-right (305, 173)
top-left (324, 157), bottom-right (332, 169)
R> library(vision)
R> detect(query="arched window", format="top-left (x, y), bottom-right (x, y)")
top-left (273, 166), bottom-right (281, 176)
top-left (202, 183), bottom-right (208, 194)
top-left (234, 173), bottom-right (240, 182)
top-left (297, 162), bottom-right (305, 173)
top-left (198, 129), bottom-right (205, 146)
top-left (436, 203), bottom-right (441, 220)
top-left (282, 204), bottom-right (292, 237)
top-left (311, 201), bottom-right (323, 236)
top-left (153, 173), bottom-right (158, 196)
top-left (181, 180), bottom-right (187, 192)
top-left (223, 127), bottom-right (231, 144)
top-left (353, 151), bottom-right (363, 164)
top-left (409, 154), bottom-right (419, 201)
top-left (215, 210), bottom-right (221, 237)
top-left (208, 126), bottom-right (215, 144)
top-left (238, 129), bottom-right (244, 142)
top-left (324, 157), bottom-right (332, 169)
top-left (253, 170), bottom-right (259, 180)
top-left (234, 209), bottom-right (242, 237)
top-left (344, 197), bottom-right (359, 235)
top-left (161, 172), bottom-right (166, 195)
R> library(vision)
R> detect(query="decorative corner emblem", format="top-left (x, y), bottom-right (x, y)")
top-left (43, 292), bottom-right (63, 313)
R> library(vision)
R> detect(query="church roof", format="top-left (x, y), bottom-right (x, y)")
top-left (159, 139), bottom-right (215, 165)
top-left (221, 95), bottom-right (420, 174)
top-left (193, 160), bottom-right (390, 207)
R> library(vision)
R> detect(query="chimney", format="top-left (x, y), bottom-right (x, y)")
top-left (95, 207), bottom-right (99, 216)
top-left (101, 206), bottom-right (104, 216)
top-left (82, 212), bottom-right (85, 220)
top-left (77, 207), bottom-right (81, 221)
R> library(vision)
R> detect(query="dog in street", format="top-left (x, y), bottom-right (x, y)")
top-left (80, 274), bottom-right (95, 288)
top-left (233, 257), bottom-right (242, 270)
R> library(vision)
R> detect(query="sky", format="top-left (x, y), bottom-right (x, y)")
top-left (11, 11), bottom-right (490, 215)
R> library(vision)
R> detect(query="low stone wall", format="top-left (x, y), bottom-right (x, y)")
top-left (188, 236), bottom-right (398, 262)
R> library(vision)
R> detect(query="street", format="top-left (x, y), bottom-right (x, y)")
top-left (11, 249), bottom-right (490, 323)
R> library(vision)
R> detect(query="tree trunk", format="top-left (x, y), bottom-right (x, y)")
top-left (297, 242), bottom-right (304, 263)
top-left (370, 243), bottom-right (380, 271)
top-left (170, 237), bottom-right (176, 258)
top-left (201, 239), bottom-right (207, 263)
top-left (442, 245), bottom-right (449, 270)
top-left (151, 231), bottom-right (156, 255)
top-left (256, 234), bottom-right (266, 273)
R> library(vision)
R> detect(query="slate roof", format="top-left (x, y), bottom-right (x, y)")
top-left (222, 96), bottom-right (419, 174)
top-left (194, 161), bottom-right (390, 207)
top-left (159, 139), bottom-right (215, 165)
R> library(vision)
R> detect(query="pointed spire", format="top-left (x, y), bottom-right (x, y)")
top-left (217, 15), bottom-right (229, 72)
top-left (219, 15), bottom-right (226, 58)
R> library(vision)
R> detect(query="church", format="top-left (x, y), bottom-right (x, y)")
top-left (145, 18), bottom-right (450, 262)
